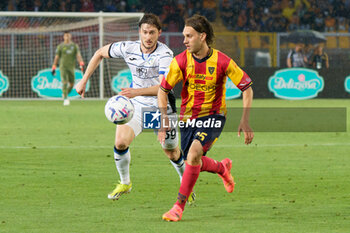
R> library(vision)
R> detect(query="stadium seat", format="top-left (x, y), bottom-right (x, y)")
top-left (339, 36), bottom-right (349, 48)
top-left (249, 34), bottom-right (261, 48)
top-left (326, 36), bottom-right (337, 48)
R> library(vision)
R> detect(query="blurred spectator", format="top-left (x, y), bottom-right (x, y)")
top-left (324, 14), bottom-right (336, 31)
top-left (42, 0), bottom-right (58, 11)
top-left (310, 45), bottom-right (329, 69)
top-left (201, 0), bottom-right (216, 22)
top-left (337, 17), bottom-right (347, 32)
top-left (220, 0), bottom-right (234, 30)
top-left (1, 0), bottom-right (349, 34)
top-left (287, 13), bottom-right (300, 31)
top-left (59, 1), bottom-right (67, 11)
top-left (66, 0), bottom-right (79, 12)
top-left (286, 43), bottom-right (308, 67)
top-left (80, 0), bottom-right (95, 12)
top-left (299, 5), bottom-right (314, 29)
top-left (143, 0), bottom-right (162, 15)
top-left (33, 0), bottom-right (42, 11)
top-left (235, 9), bottom-right (248, 31)
top-left (6, 0), bottom-right (18, 11)
top-left (314, 12), bottom-right (325, 31)
top-left (126, 0), bottom-right (141, 12)
top-left (282, 1), bottom-right (296, 22)
top-left (104, 0), bottom-right (117, 12)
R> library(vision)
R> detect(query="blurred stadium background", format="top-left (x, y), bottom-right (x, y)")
top-left (1, 0), bottom-right (350, 99)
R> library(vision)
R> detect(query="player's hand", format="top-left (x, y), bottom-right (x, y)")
top-left (158, 129), bottom-right (166, 145)
top-left (119, 88), bottom-right (138, 98)
top-left (79, 61), bottom-right (85, 73)
top-left (237, 121), bottom-right (254, 145)
top-left (158, 115), bottom-right (170, 144)
top-left (51, 65), bottom-right (56, 76)
top-left (75, 80), bottom-right (87, 98)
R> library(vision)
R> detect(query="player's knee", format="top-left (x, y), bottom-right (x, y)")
top-left (164, 147), bottom-right (179, 160)
top-left (187, 153), bottom-right (201, 165)
top-left (115, 140), bottom-right (129, 150)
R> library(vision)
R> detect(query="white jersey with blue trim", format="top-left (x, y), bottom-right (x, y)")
top-left (108, 40), bottom-right (173, 107)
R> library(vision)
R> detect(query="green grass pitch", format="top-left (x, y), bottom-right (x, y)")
top-left (0, 99), bottom-right (349, 233)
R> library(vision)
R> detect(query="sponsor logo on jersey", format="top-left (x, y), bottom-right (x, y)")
top-left (31, 68), bottom-right (89, 98)
top-left (0, 71), bottom-right (9, 96)
top-left (268, 68), bottom-right (324, 100)
top-left (188, 83), bottom-right (216, 92)
top-left (187, 74), bottom-right (213, 81)
top-left (136, 67), bottom-right (148, 79)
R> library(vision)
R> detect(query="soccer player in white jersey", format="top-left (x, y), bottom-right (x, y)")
top-left (75, 13), bottom-right (195, 203)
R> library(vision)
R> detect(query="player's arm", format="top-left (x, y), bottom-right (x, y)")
top-left (120, 73), bottom-right (168, 98)
top-left (286, 57), bottom-right (292, 68)
top-left (286, 50), bottom-right (292, 68)
top-left (157, 86), bottom-right (170, 144)
top-left (75, 43), bottom-right (112, 98)
top-left (325, 53), bottom-right (329, 68)
top-left (76, 51), bottom-right (85, 72)
top-left (119, 84), bottom-right (160, 98)
top-left (157, 58), bottom-right (182, 143)
top-left (225, 59), bottom-right (254, 144)
top-left (51, 55), bottom-right (59, 76)
top-left (238, 86), bottom-right (254, 144)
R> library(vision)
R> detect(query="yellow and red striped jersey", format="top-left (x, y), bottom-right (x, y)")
top-left (160, 48), bottom-right (252, 120)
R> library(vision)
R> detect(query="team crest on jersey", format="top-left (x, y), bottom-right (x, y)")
top-left (136, 67), bottom-right (148, 79)
top-left (208, 67), bottom-right (215, 74)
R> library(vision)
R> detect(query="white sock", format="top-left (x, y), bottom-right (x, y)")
top-left (114, 147), bottom-right (131, 185)
top-left (170, 153), bottom-right (185, 182)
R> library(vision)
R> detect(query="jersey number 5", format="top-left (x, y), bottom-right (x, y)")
top-left (196, 132), bottom-right (208, 141)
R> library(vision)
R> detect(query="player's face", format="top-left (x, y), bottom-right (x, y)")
top-left (139, 23), bottom-right (160, 52)
top-left (183, 26), bottom-right (205, 54)
top-left (63, 33), bottom-right (71, 43)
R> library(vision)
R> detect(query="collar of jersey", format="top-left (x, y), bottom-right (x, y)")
top-left (141, 42), bottom-right (158, 60)
top-left (192, 48), bottom-right (213, 63)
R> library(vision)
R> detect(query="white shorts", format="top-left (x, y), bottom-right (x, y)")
top-left (125, 99), bottom-right (178, 150)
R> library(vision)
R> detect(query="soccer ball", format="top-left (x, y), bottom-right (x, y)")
top-left (104, 95), bottom-right (134, 124)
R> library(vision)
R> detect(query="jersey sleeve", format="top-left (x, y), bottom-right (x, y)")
top-left (55, 44), bottom-right (61, 56)
top-left (108, 41), bottom-right (127, 58)
top-left (226, 59), bottom-right (252, 92)
top-left (160, 58), bottom-right (183, 93)
top-left (158, 49), bottom-right (173, 77)
top-left (75, 43), bottom-right (81, 54)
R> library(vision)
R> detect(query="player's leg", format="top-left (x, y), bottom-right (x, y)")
top-left (160, 124), bottom-right (185, 181)
top-left (108, 102), bottom-right (143, 200)
top-left (192, 115), bottom-right (235, 193)
top-left (60, 69), bottom-right (69, 105)
top-left (163, 115), bottom-right (233, 221)
top-left (108, 124), bottom-right (135, 200)
top-left (159, 116), bottom-right (196, 205)
top-left (162, 139), bottom-right (202, 222)
top-left (67, 69), bottom-right (75, 95)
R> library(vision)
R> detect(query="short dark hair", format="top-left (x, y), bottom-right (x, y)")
top-left (185, 15), bottom-right (214, 46)
top-left (138, 13), bottom-right (162, 31)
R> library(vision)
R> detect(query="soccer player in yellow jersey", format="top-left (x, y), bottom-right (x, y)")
top-left (158, 15), bottom-right (254, 222)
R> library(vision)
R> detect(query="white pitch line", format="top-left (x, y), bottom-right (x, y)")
top-left (1, 143), bottom-right (350, 150)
